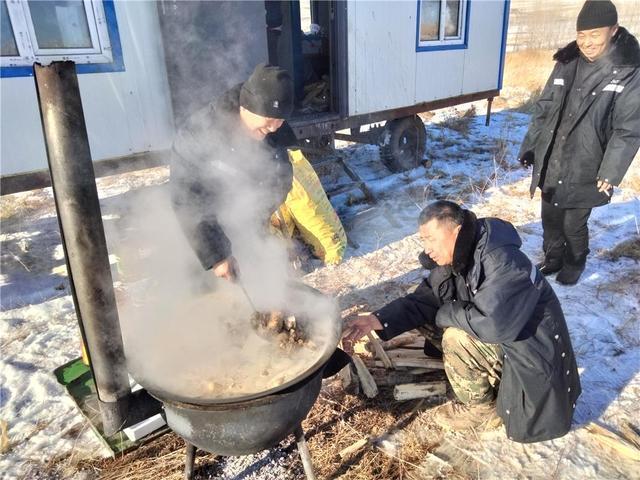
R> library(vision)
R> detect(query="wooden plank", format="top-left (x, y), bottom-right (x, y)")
top-left (393, 382), bottom-right (447, 401)
top-left (373, 358), bottom-right (444, 370)
top-left (352, 355), bottom-right (379, 398)
top-left (585, 422), bottom-right (640, 461)
top-left (123, 413), bottom-right (166, 442)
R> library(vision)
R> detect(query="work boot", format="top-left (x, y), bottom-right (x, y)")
top-left (556, 253), bottom-right (587, 285)
top-left (556, 264), bottom-right (585, 285)
top-left (536, 260), bottom-right (563, 276)
top-left (432, 401), bottom-right (502, 431)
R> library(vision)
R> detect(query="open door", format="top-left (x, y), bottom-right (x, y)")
top-left (271, 0), bottom-right (347, 121)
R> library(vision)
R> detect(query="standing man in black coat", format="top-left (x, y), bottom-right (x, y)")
top-left (171, 64), bottom-right (298, 281)
top-left (344, 201), bottom-right (581, 443)
top-left (519, 0), bottom-right (640, 285)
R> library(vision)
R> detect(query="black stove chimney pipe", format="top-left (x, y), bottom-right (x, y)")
top-left (33, 62), bottom-right (131, 436)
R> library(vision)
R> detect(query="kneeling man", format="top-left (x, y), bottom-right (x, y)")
top-left (344, 201), bottom-right (581, 443)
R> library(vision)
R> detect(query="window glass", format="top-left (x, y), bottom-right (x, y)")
top-left (28, 0), bottom-right (92, 49)
top-left (445, 0), bottom-right (460, 38)
top-left (420, 0), bottom-right (441, 42)
top-left (1, 1), bottom-right (18, 56)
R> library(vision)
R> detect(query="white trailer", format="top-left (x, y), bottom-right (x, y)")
top-left (0, 0), bottom-right (510, 193)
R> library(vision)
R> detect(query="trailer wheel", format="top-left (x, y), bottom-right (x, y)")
top-left (379, 115), bottom-right (426, 172)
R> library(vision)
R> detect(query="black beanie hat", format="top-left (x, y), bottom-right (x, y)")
top-left (239, 64), bottom-right (294, 119)
top-left (577, 0), bottom-right (618, 31)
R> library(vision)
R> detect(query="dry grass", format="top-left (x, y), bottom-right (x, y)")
top-left (602, 237), bottom-right (640, 262)
top-left (0, 189), bottom-right (55, 223)
top-left (39, 382), bottom-right (452, 480)
top-left (503, 49), bottom-right (555, 92)
top-left (303, 383), bottom-right (446, 480)
top-left (40, 433), bottom-right (220, 480)
top-left (619, 155), bottom-right (640, 192)
top-left (440, 106), bottom-right (477, 137)
top-left (511, 86), bottom-right (542, 114)
top-left (494, 49), bottom-right (555, 111)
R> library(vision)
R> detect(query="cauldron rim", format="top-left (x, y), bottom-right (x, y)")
top-left (136, 282), bottom-right (342, 406)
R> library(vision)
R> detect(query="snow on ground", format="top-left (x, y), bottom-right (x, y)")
top-left (1, 104), bottom-right (639, 479)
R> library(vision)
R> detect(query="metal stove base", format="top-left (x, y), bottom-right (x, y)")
top-left (182, 423), bottom-right (316, 480)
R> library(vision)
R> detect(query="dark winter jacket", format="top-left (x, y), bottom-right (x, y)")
top-left (519, 27), bottom-right (640, 208)
top-left (374, 211), bottom-right (581, 443)
top-left (170, 84), bottom-right (297, 269)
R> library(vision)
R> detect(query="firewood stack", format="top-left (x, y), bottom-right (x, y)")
top-left (340, 306), bottom-right (448, 401)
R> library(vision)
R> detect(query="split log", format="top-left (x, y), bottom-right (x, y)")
top-left (620, 421), bottom-right (640, 450)
top-left (384, 338), bottom-right (425, 350)
top-left (407, 368), bottom-right (438, 375)
top-left (0, 419), bottom-right (9, 454)
top-left (373, 358), bottom-right (444, 370)
top-left (585, 422), bottom-right (640, 461)
top-left (352, 355), bottom-right (379, 398)
top-left (377, 334), bottom-right (423, 351)
top-left (340, 304), bottom-right (368, 319)
top-left (371, 370), bottom-right (430, 387)
top-left (393, 382), bottom-right (447, 401)
top-left (366, 331), bottom-right (395, 369)
top-left (386, 348), bottom-right (433, 359)
top-left (338, 438), bottom-right (369, 458)
top-left (337, 339), bottom-right (355, 390)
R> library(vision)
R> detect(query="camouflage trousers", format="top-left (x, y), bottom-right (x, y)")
top-left (437, 327), bottom-right (503, 405)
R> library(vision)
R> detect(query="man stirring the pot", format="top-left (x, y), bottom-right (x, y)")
top-left (343, 201), bottom-right (581, 443)
top-left (171, 63), bottom-right (297, 281)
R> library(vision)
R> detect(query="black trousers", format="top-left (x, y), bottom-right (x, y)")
top-left (541, 198), bottom-right (592, 265)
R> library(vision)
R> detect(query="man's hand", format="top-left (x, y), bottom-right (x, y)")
top-left (597, 179), bottom-right (613, 196)
top-left (342, 313), bottom-right (383, 352)
top-left (212, 256), bottom-right (238, 281)
top-left (519, 151), bottom-right (534, 168)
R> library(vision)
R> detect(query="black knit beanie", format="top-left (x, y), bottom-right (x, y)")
top-left (577, 0), bottom-right (618, 31)
top-left (239, 64), bottom-right (293, 119)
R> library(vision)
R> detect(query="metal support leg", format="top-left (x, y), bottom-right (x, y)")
top-left (184, 442), bottom-right (196, 480)
top-left (485, 97), bottom-right (494, 126)
top-left (294, 424), bottom-right (317, 480)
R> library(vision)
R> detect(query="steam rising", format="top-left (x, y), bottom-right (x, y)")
top-left (108, 119), bottom-right (340, 403)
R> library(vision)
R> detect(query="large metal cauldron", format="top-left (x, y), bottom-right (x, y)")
top-left (158, 363), bottom-right (324, 455)
top-left (141, 283), bottom-right (346, 478)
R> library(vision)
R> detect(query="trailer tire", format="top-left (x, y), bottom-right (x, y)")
top-left (379, 115), bottom-right (426, 172)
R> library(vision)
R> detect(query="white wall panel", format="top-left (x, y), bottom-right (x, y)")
top-left (0, 1), bottom-right (174, 176)
top-left (414, 49), bottom-right (465, 102)
top-left (462, 0), bottom-right (505, 94)
top-left (349, 0), bottom-right (506, 116)
top-left (348, 1), bottom-right (417, 115)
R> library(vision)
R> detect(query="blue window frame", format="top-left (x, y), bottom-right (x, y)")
top-left (1, 0), bottom-right (123, 78)
top-left (416, 0), bottom-right (470, 52)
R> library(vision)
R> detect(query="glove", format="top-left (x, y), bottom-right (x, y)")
top-left (519, 151), bottom-right (534, 168)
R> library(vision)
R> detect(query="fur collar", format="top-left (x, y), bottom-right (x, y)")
top-left (452, 209), bottom-right (478, 275)
top-left (553, 27), bottom-right (640, 67)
